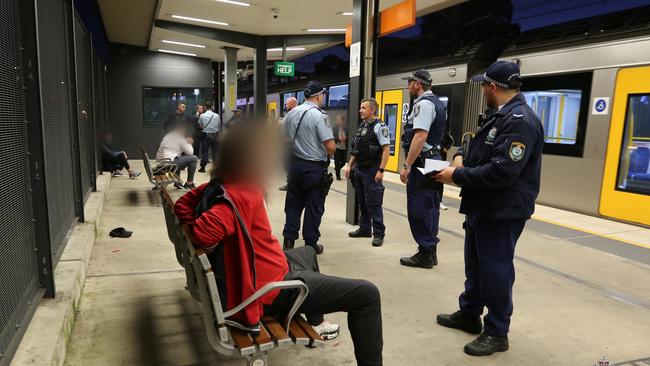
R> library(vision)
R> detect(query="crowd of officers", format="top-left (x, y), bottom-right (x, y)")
top-left (282, 60), bottom-right (544, 358)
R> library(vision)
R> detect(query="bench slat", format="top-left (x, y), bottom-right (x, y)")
top-left (288, 317), bottom-right (310, 346)
top-left (253, 322), bottom-right (275, 352)
top-left (230, 328), bottom-right (256, 356)
top-left (293, 315), bottom-right (326, 348)
top-left (262, 317), bottom-right (292, 347)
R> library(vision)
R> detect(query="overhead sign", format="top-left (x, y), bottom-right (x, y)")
top-left (592, 97), bottom-right (610, 115)
top-left (345, 0), bottom-right (416, 47)
top-left (350, 42), bottom-right (361, 77)
top-left (274, 61), bottom-right (295, 77)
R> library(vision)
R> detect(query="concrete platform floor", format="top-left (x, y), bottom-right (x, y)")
top-left (64, 164), bottom-right (650, 366)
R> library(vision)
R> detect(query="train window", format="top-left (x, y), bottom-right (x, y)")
top-left (520, 72), bottom-right (592, 157)
top-left (384, 104), bottom-right (399, 155)
top-left (616, 94), bottom-right (650, 196)
top-left (328, 84), bottom-right (349, 109)
top-left (142, 86), bottom-right (212, 125)
top-left (297, 91), bottom-right (305, 104)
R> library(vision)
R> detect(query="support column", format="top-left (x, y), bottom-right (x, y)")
top-left (253, 37), bottom-right (268, 118)
top-left (223, 47), bottom-right (238, 122)
top-left (346, 0), bottom-right (379, 225)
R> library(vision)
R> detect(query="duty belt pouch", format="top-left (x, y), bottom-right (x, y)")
top-left (321, 172), bottom-right (334, 198)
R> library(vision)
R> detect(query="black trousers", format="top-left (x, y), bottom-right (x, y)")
top-left (267, 247), bottom-right (383, 366)
top-left (334, 148), bottom-right (347, 179)
top-left (110, 153), bottom-right (129, 171)
top-left (200, 133), bottom-right (218, 168)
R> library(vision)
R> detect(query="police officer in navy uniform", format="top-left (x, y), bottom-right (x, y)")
top-left (282, 81), bottom-right (336, 254)
top-left (398, 69), bottom-right (448, 269)
top-left (433, 61), bottom-right (544, 356)
top-left (346, 98), bottom-right (391, 247)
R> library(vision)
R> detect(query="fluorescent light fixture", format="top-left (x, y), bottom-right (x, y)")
top-left (216, 0), bottom-right (251, 6)
top-left (340, 12), bottom-right (353, 15)
top-left (171, 14), bottom-right (229, 26)
top-left (162, 40), bottom-right (206, 48)
top-left (306, 28), bottom-right (346, 32)
top-left (158, 49), bottom-right (197, 57)
top-left (267, 47), bottom-right (306, 51)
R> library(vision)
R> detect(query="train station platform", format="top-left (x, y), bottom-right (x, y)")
top-left (57, 162), bottom-right (650, 366)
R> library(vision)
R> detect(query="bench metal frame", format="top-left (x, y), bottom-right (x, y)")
top-left (140, 146), bottom-right (182, 189)
top-left (160, 187), bottom-right (319, 366)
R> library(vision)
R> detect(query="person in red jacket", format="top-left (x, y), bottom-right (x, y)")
top-left (174, 122), bottom-right (383, 366)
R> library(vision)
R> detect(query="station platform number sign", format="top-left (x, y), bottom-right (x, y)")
top-left (274, 61), bottom-right (295, 77)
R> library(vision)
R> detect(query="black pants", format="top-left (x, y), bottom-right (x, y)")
top-left (200, 133), bottom-right (218, 168)
top-left (267, 247), bottom-right (383, 366)
top-left (110, 153), bottom-right (129, 171)
top-left (334, 148), bottom-right (347, 179)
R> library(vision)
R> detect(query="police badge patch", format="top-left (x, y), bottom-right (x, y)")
top-left (323, 115), bottom-right (330, 127)
top-left (485, 127), bottom-right (497, 145)
top-left (414, 104), bottom-right (421, 117)
top-left (361, 128), bottom-right (367, 136)
top-left (381, 128), bottom-right (389, 138)
top-left (509, 142), bottom-right (526, 161)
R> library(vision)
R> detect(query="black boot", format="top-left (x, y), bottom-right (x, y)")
top-left (348, 228), bottom-right (372, 238)
top-left (308, 243), bottom-right (324, 254)
top-left (198, 166), bottom-right (206, 173)
top-left (371, 236), bottom-right (384, 247)
top-left (436, 310), bottom-right (482, 334)
top-left (399, 248), bottom-right (434, 269)
top-left (283, 238), bottom-right (295, 251)
top-left (431, 245), bottom-right (438, 266)
top-left (464, 332), bottom-right (509, 356)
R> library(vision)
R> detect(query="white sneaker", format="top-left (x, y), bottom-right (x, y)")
top-left (313, 321), bottom-right (340, 340)
top-left (129, 170), bottom-right (142, 179)
top-left (112, 170), bottom-right (127, 177)
top-left (440, 202), bottom-right (448, 210)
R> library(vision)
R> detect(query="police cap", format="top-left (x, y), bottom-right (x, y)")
top-left (471, 60), bottom-right (523, 89)
top-left (401, 69), bottom-right (432, 86)
top-left (304, 81), bottom-right (330, 98)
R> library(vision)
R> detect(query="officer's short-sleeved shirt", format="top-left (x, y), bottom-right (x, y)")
top-left (371, 120), bottom-right (391, 146)
top-left (408, 90), bottom-right (437, 152)
top-left (198, 110), bottom-right (221, 133)
top-left (284, 101), bottom-right (334, 162)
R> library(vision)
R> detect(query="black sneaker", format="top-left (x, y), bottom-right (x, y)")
top-left (198, 167), bottom-right (206, 173)
top-left (283, 238), bottom-right (295, 251)
top-left (436, 310), bottom-right (482, 334)
top-left (184, 182), bottom-right (196, 190)
top-left (348, 228), bottom-right (372, 238)
top-left (173, 182), bottom-right (183, 189)
top-left (399, 248), bottom-right (435, 269)
top-left (309, 244), bottom-right (324, 255)
top-left (464, 332), bottom-right (509, 356)
top-left (279, 184), bottom-right (288, 191)
top-left (372, 236), bottom-right (384, 247)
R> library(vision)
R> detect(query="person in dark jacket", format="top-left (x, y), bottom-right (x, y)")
top-left (432, 61), bottom-right (544, 357)
top-left (100, 132), bottom-right (140, 179)
top-left (165, 103), bottom-right (188, 133)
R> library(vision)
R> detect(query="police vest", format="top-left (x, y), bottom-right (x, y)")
top-left (351, 119), bottom-right (383, 168)
top-left (402, 94), bottom-right (447, 154)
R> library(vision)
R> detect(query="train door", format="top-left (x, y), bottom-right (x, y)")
top-left (376, 90), bottom-right (404, 172)
top-left (600, 65), bottom-right (650, 226)
top-left (267, 101), bottom-right (278, 121)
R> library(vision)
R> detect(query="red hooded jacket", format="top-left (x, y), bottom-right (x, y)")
top-left (174, 183), bottom-right (288, 325)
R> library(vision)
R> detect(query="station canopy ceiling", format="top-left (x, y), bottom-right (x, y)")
top-left (98, 0), bottom-right (465, 61)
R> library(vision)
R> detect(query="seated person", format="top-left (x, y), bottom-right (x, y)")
top-left (156, 122), bottom-right (198, 189)
top-left (101, 132), bottom-right (140, 179)
top-left (174, 122), bottom-right (383, 366)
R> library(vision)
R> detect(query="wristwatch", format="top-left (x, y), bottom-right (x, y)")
top-left (378, 168), bottom-right (385, 173)
top-left (403, 163), bottom-right (410, 169)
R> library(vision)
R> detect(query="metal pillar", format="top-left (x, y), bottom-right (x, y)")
top-left (346, 0), bottom-right (379, 225)
top-left (253, 37), bottom-right (268, 118)
top-left (223, 47), bottom-right (238, 122)
top-left (212, 61), bottom-right (222, 117)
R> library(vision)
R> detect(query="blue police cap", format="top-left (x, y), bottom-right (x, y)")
top-left (304, 81), bottom-right (329, 98)
top-left (401, 69), bottom-right (432, 86)
top-left (471, 60), bottom-right (523, 89)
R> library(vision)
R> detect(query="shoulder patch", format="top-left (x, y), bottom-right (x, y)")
top-left (414, 104), bottom-right (421, 117)
top-left (509, 142), bottom-right (526, 161)
top-left (513, 113), bottom-right (524, 118)
top-left (381, 128), bottom-right (389, 138)
top-left (323, 114), bottom-right (330, 127)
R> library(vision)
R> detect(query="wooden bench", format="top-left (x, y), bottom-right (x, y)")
top-left (140, 146), bottom-right (182, 190)
top-left (159, 186), bottom-right (325, 365)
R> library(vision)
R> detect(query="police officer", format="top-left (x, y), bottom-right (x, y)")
top-left (398, 69), bottom-right (447, 269)
top-left (282, 81), bottom-right (336, 254)
top-left (433, 61), bottom-right (544, 356)
top-left (345, 98), bottom-right (390, 247)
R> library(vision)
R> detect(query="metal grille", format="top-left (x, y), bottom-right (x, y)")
top-left (74, 16), bottom-right (95, 198)
top-left (36, 0), bottom-right (77, 258)
top-left (462, 80), bottom-right (486, 135)
top-left (0, 0), bottom-right (40, 359)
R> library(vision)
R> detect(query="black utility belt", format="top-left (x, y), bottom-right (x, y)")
top-left (292, 156), bottom-right (329, 168)
top-left (202, 132), bottom-right (219, 138)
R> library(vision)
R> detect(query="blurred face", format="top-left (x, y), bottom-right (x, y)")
top-left (238, 130), bottom-right (281, 188)
top-left (197, 105), bottom-right (204, 114)
top-left (481, 82), bottom-right (499, 108)
top-left (359, 102), bottom-right (375, 121)
top-left (178, 104), bottom-right (186, 113)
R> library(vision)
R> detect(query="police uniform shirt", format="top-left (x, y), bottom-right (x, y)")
top-left (198, 109), bottom-right (221, 133)
top-left (363, 119), bottom-right (391, 146)
top-left (284, 101), bottom-right (334, 162)
top-left (409, 90), bottom-right (437, 152)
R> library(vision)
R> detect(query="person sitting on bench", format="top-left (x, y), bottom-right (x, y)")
top-left (156, 122), bottom-right (198, 190)
top-left (174, 122), bottom-right (383, 366)
top-left (101, 131), bottom-right (140, 179)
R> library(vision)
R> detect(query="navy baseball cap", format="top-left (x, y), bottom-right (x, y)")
top-left (304, 81), bottom-right (329, 98)
top-left (471, 60), bottom-right (523, 89)
top-left (401, 69), bottom-right (432, 86)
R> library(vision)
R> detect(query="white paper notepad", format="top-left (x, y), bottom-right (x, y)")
top-left (417, 159), bottom-right (450, 175)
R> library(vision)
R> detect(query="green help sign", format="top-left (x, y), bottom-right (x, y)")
top-left (274, 61), bottom-right (295, 77)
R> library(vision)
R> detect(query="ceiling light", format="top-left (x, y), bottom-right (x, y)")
top-left (267, 47), bottom-right (306, 51)
top-left (216, 0), bottom-right (251, 6)
top-left (158, 49), bottom-right (197, 57)
top-left (306, 28), bottom-right (346, 32)
top-left (171, 15), bottom-right (229, 26)
top-left (340, 12), bottom-right (353, 16)
top-left (162, 40), bottom-right (206, 48)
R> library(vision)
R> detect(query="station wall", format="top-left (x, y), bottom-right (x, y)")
top-left (107, 44), bottom-right (213, 155)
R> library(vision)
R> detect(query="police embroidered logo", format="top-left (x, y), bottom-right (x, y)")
top-left (414, 105), bottom-right (421, 117)
top-left (361, 128), bottom-right (367, 136)
top-left (509, 142), bottom-right (526, 161)
top-left (382, 128), bottom-right (389, 138)
top-left (324, 115), bottom-right (330, 127)
top-left (486, 127), bottom-right (497, 145)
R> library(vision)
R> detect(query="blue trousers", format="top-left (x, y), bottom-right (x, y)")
top-left (283, 159), bottom-right (328, 246)
top-left (458, 215), bottom-right (526, 337)
top-left (354, 165), bottom-right (385, 237)
top-left (406, 168), bottom-right (440, 250)
top-left (200, 134), bottom-right (218, 168)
